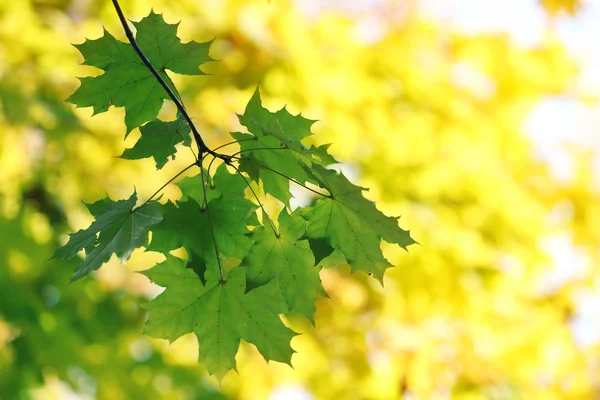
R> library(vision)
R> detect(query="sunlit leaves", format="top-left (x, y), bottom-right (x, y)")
top-left (232, 89), bottom-right (336, 205)
top-left (142, 255), bottom-right (296, 378)
top-left (61, 8), bottom-right (415, 379)
top-left (299, 165), bottom-right (415, 282)
top-left (244, 210), bottom-right (326, 323)
top-left (68, 10), bottom-right (213, 133)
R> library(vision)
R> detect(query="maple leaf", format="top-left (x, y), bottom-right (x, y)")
top-left (142, 255), bottom-right (297, 378)
top-left (243, 209), bottom-right (327, 323)
top-left (60, 3), bottom-right (416, 378)
top-left (52, 191), bottom-right (162, 281)
top-left (178, 163), bottom-right (261, 226)
top-left (232, 89), bottom-right (338, 205)
top-left (299, 165), bottom-right (415, 282)
top-left (147, 166), bottom-right (257, 273)
top-left (68, 10), bottom-right (213, 133)
top-left (147, 198), bottom-right (253, 273)
top-left (179, 164), bottom-right (252, 208)
top-left (238, 88), bottom-right (315, 143)
top-left (120, 113), bottom-right (191, 169)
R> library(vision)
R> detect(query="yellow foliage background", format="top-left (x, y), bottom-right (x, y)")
top-left (0, 0), bottom-right (598, 399)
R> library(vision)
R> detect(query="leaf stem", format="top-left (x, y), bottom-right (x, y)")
top-left (110, 0), bottom-right (217, 159)
top-left (230, 147), bottom-right (289, 159)
top-left (206, 153), bottom-right (220, 184)
top-left (211, 137), bottom-right (256, 153)
top-left (227, 162), bottom-right (278, 237)
top-left (231, 155), bottom-right (331, 198)
top-left (199, 157), bottom-right (225, 282)
top-left (134, 162), bottom-right (197, 211)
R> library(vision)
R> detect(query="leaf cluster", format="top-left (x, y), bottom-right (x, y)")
top-left (56, 8), bottom-right (415, 377)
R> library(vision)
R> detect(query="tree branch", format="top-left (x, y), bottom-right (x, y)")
top-left (110, 0), bottom-right (216, 159)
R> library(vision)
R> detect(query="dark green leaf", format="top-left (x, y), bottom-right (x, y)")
top-left (120, 114), bottom-right (191, 169)
top-left (307, 237), bottom-right (336, 266)
top-left (147, 171), bottom-right (255, 271)
top-left (68, 11), bottom-right (213, 133)
top-left (53, 191), bottom-right (162, 281)
top-left (178, 164), bottom-right (259, 225)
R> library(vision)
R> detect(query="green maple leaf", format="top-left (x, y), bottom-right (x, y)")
top-left (238, 88), bottom-right (315, 143)
top-left (60, 3), bottom-right (418, 378)
top-left (142, 255), bottom-right (297, 378)
top-left (178, 163), bottom-right (260, 226)
top-left (299, 165), bottom-right (415, 282)
top-left (232, 89), bottom-right (338, 205)
top-left (52, 191), bottom-right (162, 281)
top-left (147, 198), bottom-right (252, 273)
top-left (243, 209), bottom-right (326, 323)
top-left (120, 113), bottom-right (191, 169)
top-left (147, 167), bottom-right (257, 273)
top-left (309, 143), bottom-right (339, 166)
top-left (178, 164), bottom-right (251, 208)
top-left (68, 10), bottom-right (213, 133)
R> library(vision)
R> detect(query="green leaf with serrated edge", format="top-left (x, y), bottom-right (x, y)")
top-left (231, 89), bottom-right (338, 204)
top-left (238, 88), bottom-right (315, 143)
top-left (230, 131), bottom-right (306, 207)
top-left (311, 165), bottom-right (415, 248)
top-left (68, 11), bottom-right (213, 133)
top-left (178, 164), bottom-right (259, 225)
top-left (145, 201), bottom-right (195, 254)
top-left (318, 249), bottom-right (348, 269)
top-left (52, 191), bottom-right (162, 281)
top-left (142, 255), bottom-right (296, 378)
top-left (307, 237), bottom-right (336, 265)
top-left (179, 164), bottom-right (246, 205)
top-left (260, 165), bottom-right (293, 205)
top-left (186, 252), bottom-right (207, 284)
top-left (120, 113), bottom-right (191, 169)
top-left (298, 165), bottom-right (415, 283)
top-left (243, 209), bottom-right (326, 323)
top-left (147, 191), bottom-right (254, 273)
top-left (309, 143), bottom-right (339, 166)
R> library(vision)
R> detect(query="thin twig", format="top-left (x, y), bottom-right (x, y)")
top-left (110, 0), bottom-right (217, 159)
top-left (134, 162), bottom-right (197, 211)
top-left (230, 147), bottom-right (290, 159)
top-left (206, 153), bottom-right (220, 184)
top-left (227, 162), bottom-right (278, 237)
top-left (211, 137), bottom-right (257, 153)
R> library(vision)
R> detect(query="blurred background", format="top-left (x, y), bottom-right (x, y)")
top-left (1, 0), bottom-right (600, 398)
